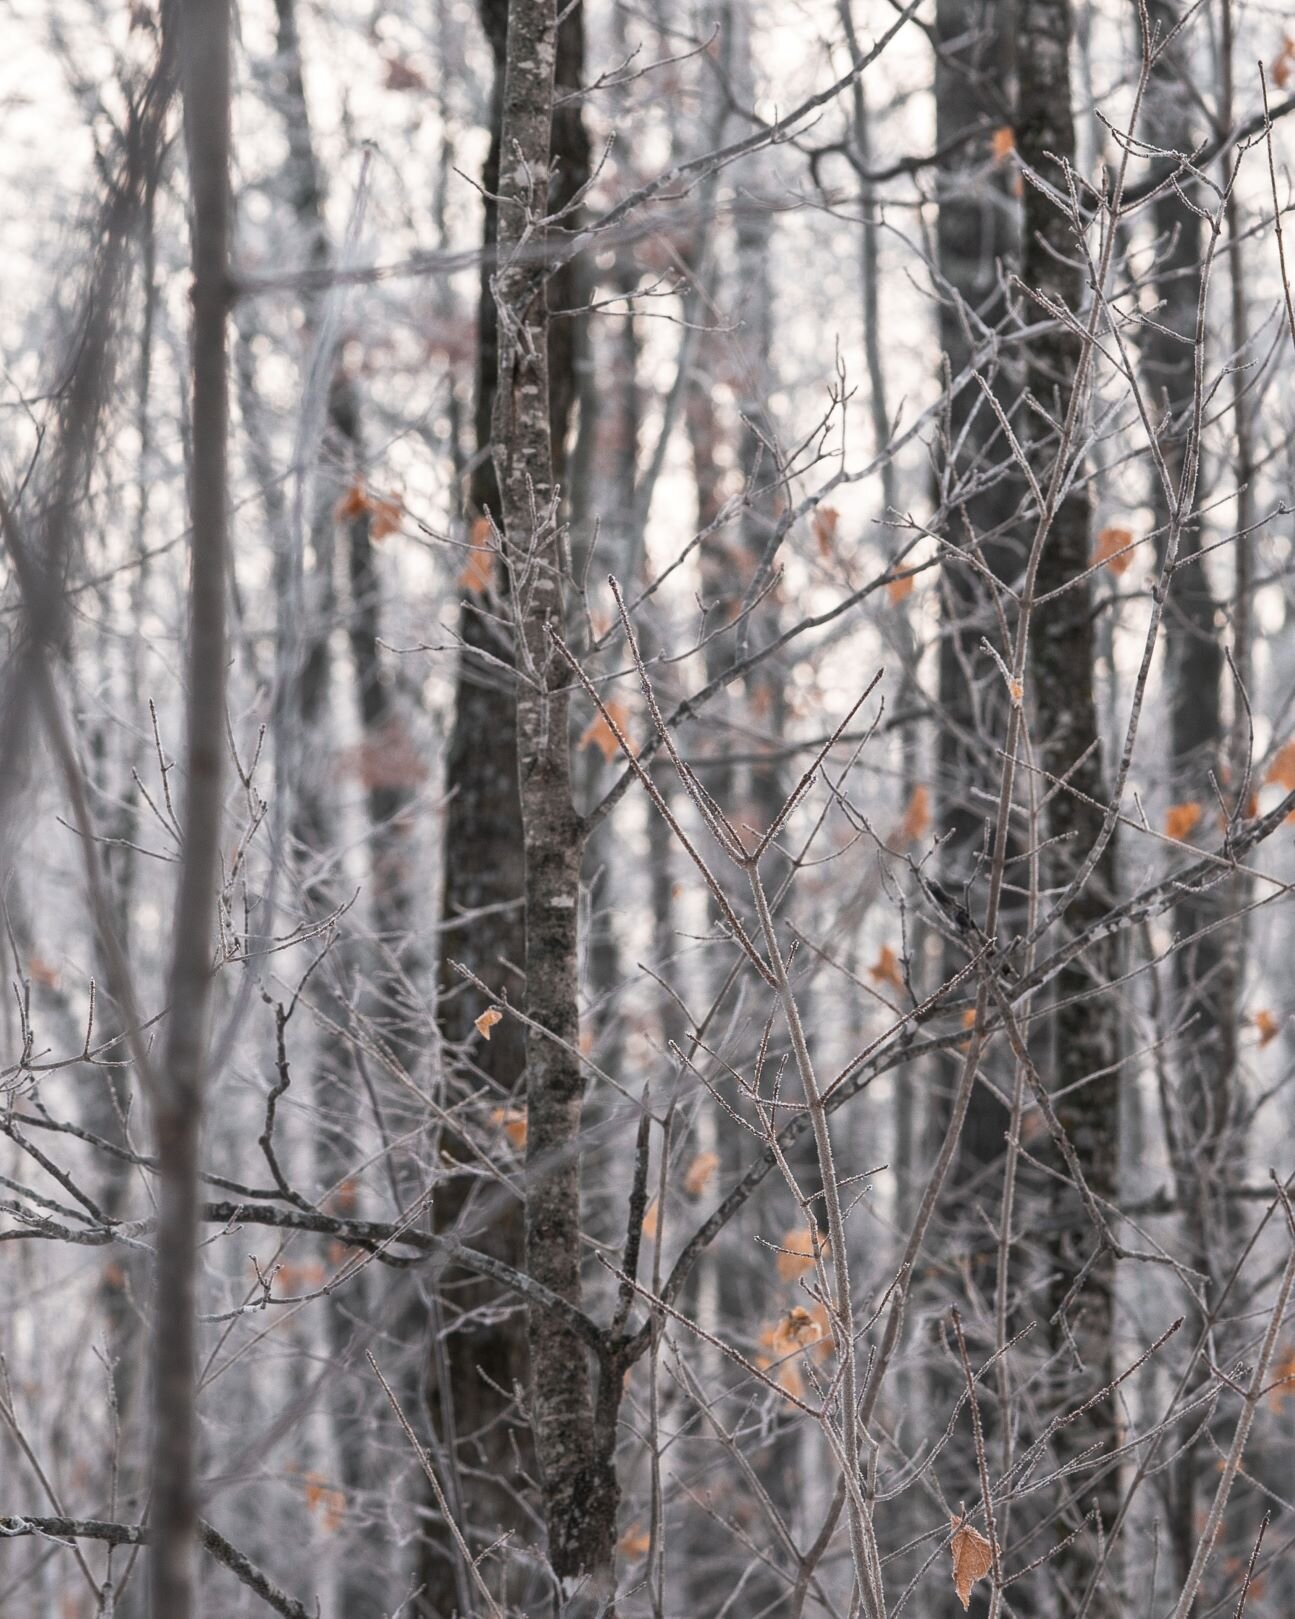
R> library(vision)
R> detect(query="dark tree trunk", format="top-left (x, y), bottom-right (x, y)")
top-left (928, 1), bottom-right (1023, 1535)
top-left (933, 0), bottom-right (1022, 1185)
top-left (438, 0), bottom-right (527, 1081)
top-left (420, 0), bottom-right (589, 1599)
top-left (421, 4), bottom-right (529, 1605)
top-left (489, 0), bottom-right (614, 1590)
top-left (1017, 2), bottom-right (1121, 1609)
top-left (429, 0), bottom-right (607, 1603)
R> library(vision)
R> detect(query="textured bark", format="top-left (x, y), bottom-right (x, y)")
top-left (438, 0), bottom-right (586, 1077)
top-left (933, 0), bottom-right (1022, 1181)
top-left (152, 1), bottom-right (232, 1611)
top-left (421, 4), bottom-right (528, 1602)
top-left (1140, 11), bottom-right (1226, 1590)
top-left (425, 1), bottom-right (590, 1604)
top-left (490, 0), bottom-right (612, 1586)
top-left (1017, 2), bottom-right (1120, 1608)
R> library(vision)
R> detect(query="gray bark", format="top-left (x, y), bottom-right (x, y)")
top-left (151, 0), bottom-right (232, 1611)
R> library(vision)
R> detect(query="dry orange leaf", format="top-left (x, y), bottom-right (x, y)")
top-left (755, 1317), bottom-right (808, 1395)
top-left (335, 481), bottom-right (369, 522)
top-left (950, 1516), bottom-right (994, 1610)
top-left (475, 1007), bottom-right (504, 1040)
top-left (775, 1360), bottom-right (804, 1398)
top-left (304, 1472), bottom-right (347, 1534)
top-left (899, 784), bottom-right (931, 844)
top-left (1265, 740), bottom-right (1295, 792)
top-left (27, 955), bottom-right (60, 988)
top-left (618, 1523), bottom-right (651, 1561)
top-left (459, 515), bottom-right (496, 593)
top-left (812, 504), bottom-right (840, 558)
top-left (1093, 525), bottom-right (1134, 575)
top-left (887, 571), bottom-right (914, 604)
top-left (642, 1199), bottom-right (660, 1240)
top-left (776, 1225), bottom-right (824, 1281)
top-left (868, 944), bottom-right (904, 991)
top-left (1253, 1009), bottom-right (1280, 1048)
top-left (780, 1305), bottom-right (818, 1344)
top-left (804, 1301), bottom-right (835, 1358)
top-left (754, 1344), bottom-right (805, 1399)
top-left (335, 481), bottom-right (403, 539)
top-left (489, 1105), bottom-right (528, 1149)
top-left (991, 126), bottom-right (1016, 163)
top-left (1165, 801), bottom-right (1203, 841)
top-left (277, 1259), bottom-right (327, 1293)
top-left (683, 1150), bottom-right (719, 1197)
top-left (1272, 35), bottom-right (1295, 89)
top-left (370, 492), bottom-right (404, 540)
top-left (459, 547), bottom-right (496, 597)
top-left (580, 699), bottom-right (632, 763)
top-left (959, 1007), bottom-right (977, 1052)
top-left (759, 1303), bottom-right (834, 1368)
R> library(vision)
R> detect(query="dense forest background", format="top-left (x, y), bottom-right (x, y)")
top-left (3, 0), bottom-right (1295, 1614)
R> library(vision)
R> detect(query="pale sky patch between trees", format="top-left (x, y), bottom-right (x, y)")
top-left (3, 0), bottom-right (1295, 1616)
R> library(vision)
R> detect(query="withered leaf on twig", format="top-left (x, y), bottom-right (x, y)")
top-left (950, 1515), bottom-right (994, 1610)
top-left (474, 1006), bottom-right (504, 1040)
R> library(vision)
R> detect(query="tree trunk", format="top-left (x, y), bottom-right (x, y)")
top-left (1017, 2), bottom-right (1121, 1609)
top-left (420, 2), bottom-right (529, 1599)
top-left (933, 0), bottom-right (1021, 1184)
top-left (929, 0), bottom-right (1023, 1532)
top-left (152, 1), bottom-right (232, 1610)
top-left (490, 0), bottom-right (614, 1590)
top-left (423, 0), bottom-right (590, 1604)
